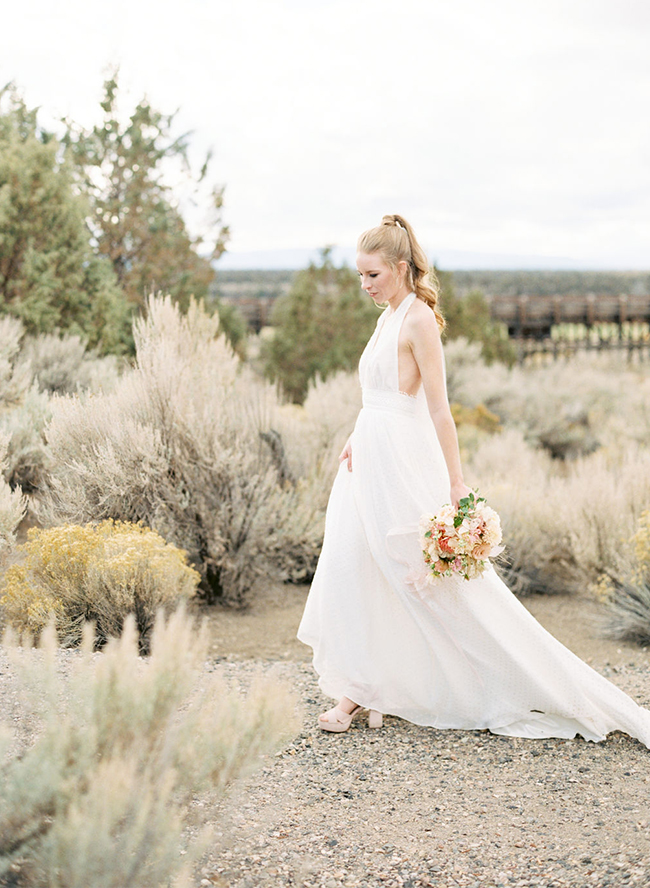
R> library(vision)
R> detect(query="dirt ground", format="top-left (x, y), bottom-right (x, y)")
top-left (198, 581), bottom-right (650, 671)
top-left (197, 583), bottom-right (650, 888)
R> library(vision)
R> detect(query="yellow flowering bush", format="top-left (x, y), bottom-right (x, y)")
top-left (451, 402), bottom-right (501, 435)
top-left (1, 520), bottom-right (200, 651)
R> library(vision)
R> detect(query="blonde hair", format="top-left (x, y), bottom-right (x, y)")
top-left (357, 214), bottom-right (445, 331)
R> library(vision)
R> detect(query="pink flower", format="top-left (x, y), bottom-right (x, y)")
top-left (419, 495), bottom-right (503, 585)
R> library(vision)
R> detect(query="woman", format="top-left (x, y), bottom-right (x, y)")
top-left (297, 214), bottom-right (650, 746)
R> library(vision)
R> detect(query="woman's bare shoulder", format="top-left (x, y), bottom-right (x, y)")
top-left (403, 297), bottom-right (441, 341)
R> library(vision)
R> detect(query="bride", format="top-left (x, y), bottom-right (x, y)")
top-left (297, 213), bottom-right (650, 746)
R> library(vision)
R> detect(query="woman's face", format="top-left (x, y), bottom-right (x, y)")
top-left (356, 252), bottom-right (405, 305)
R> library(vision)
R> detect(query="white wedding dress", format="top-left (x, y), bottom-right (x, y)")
top-left (298, 291), bottom-right (650, 746)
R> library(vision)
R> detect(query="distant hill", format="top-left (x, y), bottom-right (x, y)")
top-left (451, 270), bottom-right (650, 298)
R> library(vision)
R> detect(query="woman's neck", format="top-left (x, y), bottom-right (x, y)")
top-left (386, 287), bottom-right (412, 313)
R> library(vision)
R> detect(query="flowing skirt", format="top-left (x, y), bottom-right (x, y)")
top-left (297, 390), bottom-right (650, 745)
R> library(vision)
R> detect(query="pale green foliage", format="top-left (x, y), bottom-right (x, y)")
top-left (0, 385), bottom-right (51, 493)
top-left (212, 297), bottom-right (248, 359)
top-left (64, 75), bottom-right (228, 310)
top-left (263, 249), bottom-right (378, 404)
top-left (0, 86), bottom-right (133, 353)
top-left (598, 512), bottom-right (650, 645)
top-left (467, 431), bottom-right (650, 596)
top-left (0, 317), bottom-right (122, 493)
top-left (445, 339), bottom-right (650, 460)
top-left (18, 332), bottom-right (121, 395)
top-left (0, 316), bottom-right (31, 405)
top-left (40, 295), bottom-right (315, 604)
top-left (1, 521), bottom-right (199, 650)
top-left (0, 608), bottom-right (297, 887)
top-left (0, 434), bottom-right (25, 560)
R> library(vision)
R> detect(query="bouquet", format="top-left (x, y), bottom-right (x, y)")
top-left (419, 492), bottom-right (503, 583)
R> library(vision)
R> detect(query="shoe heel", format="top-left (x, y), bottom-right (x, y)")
top-left (368, 709), bottom-right (383, 728)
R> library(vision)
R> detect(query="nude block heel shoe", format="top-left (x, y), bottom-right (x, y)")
top-left (318, 706), bottom-right (384, 732)
top-left (319, 704), bottom-right (363, 732)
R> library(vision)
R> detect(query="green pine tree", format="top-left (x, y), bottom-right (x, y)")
top-left (64, 75), bottom-right (229, 309)
top-left (0, 86), bottom-right (132, 353)
top-left (263, 248), bottom-right (379, 403)
top-left (439, 268), bottom-right (516, 366)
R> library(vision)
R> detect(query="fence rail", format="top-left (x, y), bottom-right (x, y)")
top-left (223, 291), bottom-right (650, 358)
top-left (487, 293), bottom-right (650, 339)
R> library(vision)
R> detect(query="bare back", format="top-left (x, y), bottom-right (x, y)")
top-left (397, 296), bottom-right (447, 411)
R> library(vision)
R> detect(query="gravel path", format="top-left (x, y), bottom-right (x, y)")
top-left (3, 586), bottom-right (650, 887)
top-left (201, 661), bottom-right (650, 888)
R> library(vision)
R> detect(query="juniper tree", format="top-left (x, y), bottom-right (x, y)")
top-left (263, 248), bottom-right (378, 404)
top-left (0, 86), bottom-right (132, 353)
top-left (64, 75), bottom-right (229, 309)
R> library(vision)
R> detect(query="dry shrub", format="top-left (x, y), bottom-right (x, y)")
top-left (0, 316), bottom-right (31, 407)
top-left (443, 337), bottom-right (497, 407)
top-left (466, 430), bottom-right (572, 595)
top-left (559, 448), bottom-right (650, 585)
top-left (267, 475), bottom-right (328, 584)
top-left (302, 370), bottom-right (362, 468)
top-left (0, 434), bottom-right (26, 560)
top-left (1, 521), bottom-right (199, 651)
top-left (40, 295), bottom-right (315, 605)
top-left (0, 322), bottom-right (120, 496)
top-left (468, 431), bottom-right (650, 596)
top-left (446, 343), bottom-right (650, 460)
top-left (18, 332), bottom-right (121, 395)
top-left (601, 511), bottom-right (650, 645)
top-left (0, 385), bottom-right (51, 493)
top-left (264, 371), bottom-right (363, 583)
top-left (0, 608), bottom-right (298, 888)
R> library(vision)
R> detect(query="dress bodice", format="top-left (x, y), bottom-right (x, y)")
top-left (358, 291), bottom-right (417, 393)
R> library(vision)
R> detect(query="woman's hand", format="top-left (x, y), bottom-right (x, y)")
top-left (450, 480), bottom-right (472, 509)
top-left (339, 436), bottom-right (353, 472)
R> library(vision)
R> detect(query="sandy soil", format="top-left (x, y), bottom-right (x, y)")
top-left (198, 581), bottom-right (650, 671)
top-left (195, 584), bottom-right (650, 888)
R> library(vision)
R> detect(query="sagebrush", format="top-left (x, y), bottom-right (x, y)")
top-left (0, 608), bottom-right (297, 888)
top-left (466, 430), bottom-right (650, 597)
top-left (601, 511), bottom-right (650, 645)
top-left (0, 318), bottom-right (120, 494)
top-left (0, 433), bottom-right (25, 560)
top-left (40, 295), bottom-right (323, 605)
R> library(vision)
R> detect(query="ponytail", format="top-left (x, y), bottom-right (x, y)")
top-left (357, 214), bottom-right (445, 331)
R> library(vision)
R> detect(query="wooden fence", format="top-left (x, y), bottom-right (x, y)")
top-left (486, 293), bottom-right (650, 361)
top-left (224, 290), bottom-right (650, 358)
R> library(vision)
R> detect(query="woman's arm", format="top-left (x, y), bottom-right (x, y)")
top-left (406, 307), bottom-right (472, 507)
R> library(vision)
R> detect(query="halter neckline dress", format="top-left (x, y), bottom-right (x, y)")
top-left (298, 292), bottom-right (650, 746)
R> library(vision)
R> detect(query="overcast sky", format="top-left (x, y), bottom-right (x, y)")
top-left (2, 0), bottom-right (649, 269)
